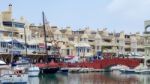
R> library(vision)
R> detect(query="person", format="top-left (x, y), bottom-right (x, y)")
top-left (11, 60), bottom-right (16, 67)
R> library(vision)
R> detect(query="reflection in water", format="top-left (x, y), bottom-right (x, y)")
top-left (28, 77), bottom-right (39, 84)
top-left (28, 71), bottom-right (150, 84)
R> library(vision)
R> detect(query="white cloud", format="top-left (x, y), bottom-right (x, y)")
top-left (107, 0), bottom-right (150, 19)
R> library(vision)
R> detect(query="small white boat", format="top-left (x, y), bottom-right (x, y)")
top-left (78, 68), bottom-right (89, 73)
top-left (0, 68), bottom-right (28, 84)
top-left (135, 69), bottom-right (150, 74)
top-left (111, 65), bottom-right (129, 71)
top-left (60, 67), bottom-right (69, 73)
top-left (134, 64), bottom-right (150, 74)
top-left (28, 66), bottom-right (40, 77)
top-left (119, 68), bottom-right (135, 74)
top-left (68, 68), bottom-right (81, 73)
top-left (15, 57), bottom-right (40, 77)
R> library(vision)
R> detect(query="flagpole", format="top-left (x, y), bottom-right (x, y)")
top-left (42, 11), bottom-right (48, 62)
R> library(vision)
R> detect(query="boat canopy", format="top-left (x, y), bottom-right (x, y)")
top-left (0, 60), bottom-right (6, 64)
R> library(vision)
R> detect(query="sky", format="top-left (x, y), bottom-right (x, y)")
top-left (0, 0), bottom-right (150, 34)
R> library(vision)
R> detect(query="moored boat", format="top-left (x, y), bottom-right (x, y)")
top-left (68, 67), bottom-right (81, 73)
top-left (119, 68), bottom-right (135, 74)
top-left (28, 65), bottom-right (40, 77)
top-left (60, 67), bottom-right (69, 73)
top-left (36, 60), bottom-right (60, 74)
top-left (135, 69), bottom-right (150, 74)
top-left (0, 68), bottom-right (28, 84)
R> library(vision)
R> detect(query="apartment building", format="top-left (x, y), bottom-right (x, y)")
top-left (0, 5), bottom-right (145, 63)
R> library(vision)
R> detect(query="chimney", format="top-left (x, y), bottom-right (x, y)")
top-left (8, 4), bottom-right (12, 12)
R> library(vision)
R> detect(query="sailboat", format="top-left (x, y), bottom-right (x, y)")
top-left (36, 12), bottom-right (60, 74)
top-left (0, 19), bottom-right (28, 84)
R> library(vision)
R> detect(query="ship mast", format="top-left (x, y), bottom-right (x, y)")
top-left (42, 12), bottom-right (48, 62)
top-left (10, 19), bottom-right (14, 64)
top-left (24, 24), bottom-right (27, 57)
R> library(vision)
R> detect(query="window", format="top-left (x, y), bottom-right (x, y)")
top-left (67, 49), bottom-right (69, 55)
top-left (20, 35), bottom-right (23, 39)
top-left (97, 46), bottom-right (99, 50)
top-left (117, 40), bottom-right (119, 43)
top-left (1, 42), bottom-right (7, 48)
top-left (3, 21), bottom-right (25, 28)
top-left (87, 49), bottom-right (89, 53)
top-left (88, 40), bottom-right (94, 42)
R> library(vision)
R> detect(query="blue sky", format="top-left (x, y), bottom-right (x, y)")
top-left (0, 0), bottom-right (150, 33)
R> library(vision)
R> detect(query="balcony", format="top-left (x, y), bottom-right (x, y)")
top-left (125, 45), bottom-right (131, 48)
top-left (102, 42), bottom-right (114, 46)
top-left (0, 48), bottom-right (9, 54)
top-left (137, 45), bottom-right (144, 49)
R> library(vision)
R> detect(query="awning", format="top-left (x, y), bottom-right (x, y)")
top-left (0, 60), bottom-right (6, 64)
top-left (8, 39), bottom-right (24, 44)
top-left (0, 38), bottom-right (11, 42)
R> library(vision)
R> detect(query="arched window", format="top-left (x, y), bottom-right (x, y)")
top-left (146, 26), bottom-right (150, 32)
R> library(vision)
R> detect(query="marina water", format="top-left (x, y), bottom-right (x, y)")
top-left (28, 71), bottom-right (150, 84)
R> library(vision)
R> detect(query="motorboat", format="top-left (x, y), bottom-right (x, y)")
top-left (119, 68), bottom-right (135, 74)
top-left (28, 65), bottom-right (40, 77)
top-left (36, 60), bottom-right (60, 74)
top-left (60, 67), bottom-right (69, 73)
top-left (78, 68), bottom-right (89, 73)
top-left (135, 69), bottom-right (150, 74)
top-left (16, 57), bottom-right (40, 77)
top-left (68, 67), bottom-right (81, 73)
top-left (0, 67), bottom-right (28, 84)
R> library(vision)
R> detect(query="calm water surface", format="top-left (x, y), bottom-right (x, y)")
top-left (28, 71), bottom-right (150, 84)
